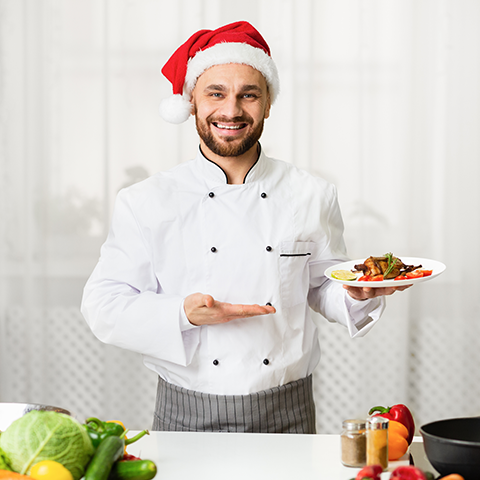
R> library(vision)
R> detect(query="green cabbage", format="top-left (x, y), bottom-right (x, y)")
top-left (0, 410), bottom-right (94, 479)
top-left (0, 445), bottom-right (13, 471)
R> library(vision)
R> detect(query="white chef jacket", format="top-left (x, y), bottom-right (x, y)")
top-left (81, 147), bottom-right (385, 395)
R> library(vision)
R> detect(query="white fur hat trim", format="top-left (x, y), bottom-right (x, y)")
top-left (184, 42), bottom-right (280, 103)
top-left (159, 42), bottom-right (279, 124)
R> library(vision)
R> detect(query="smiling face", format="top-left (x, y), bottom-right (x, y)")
top-left (190, 63), bottom-right (271, 160)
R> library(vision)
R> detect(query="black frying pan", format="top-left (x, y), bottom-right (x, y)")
top-left (420, 417), bottom-right (480, 480)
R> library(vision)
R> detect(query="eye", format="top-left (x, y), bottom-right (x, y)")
top-left (211, 92), bottom-right (223, 98)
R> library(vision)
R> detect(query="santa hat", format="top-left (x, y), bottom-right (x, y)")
top-left (159, 21), bottom-right (280, 124)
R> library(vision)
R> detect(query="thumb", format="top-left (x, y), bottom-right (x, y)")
top-left (202, 294), bottom-right (215, 308)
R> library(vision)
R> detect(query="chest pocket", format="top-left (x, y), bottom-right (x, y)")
top-left (278, 241), bottom-right (314, 308)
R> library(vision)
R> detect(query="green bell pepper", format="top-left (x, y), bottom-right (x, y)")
top-left (83, 417), bottom-right (148, 450)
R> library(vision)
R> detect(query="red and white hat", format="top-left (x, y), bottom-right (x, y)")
top-left (159, 21), bottom-right (280, 124)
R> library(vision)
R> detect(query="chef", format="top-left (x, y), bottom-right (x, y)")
top-left (81, 21), bottom-right (406, 434)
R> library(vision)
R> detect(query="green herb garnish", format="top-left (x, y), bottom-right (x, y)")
top-left (383, 252), bottom-right (397, 278)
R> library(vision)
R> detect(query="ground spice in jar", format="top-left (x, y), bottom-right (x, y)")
top-left (366, 416), bottom-right (389, 470)
top-left (340, 419), bottom-right (366, 467)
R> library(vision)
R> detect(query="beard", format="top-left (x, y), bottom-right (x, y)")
top-left (194, 111), bottom-right (265, 158)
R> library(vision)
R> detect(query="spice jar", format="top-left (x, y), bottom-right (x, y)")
top-left (340, 419), bottom-right (366, 467)
top-left (366, 416), bottom-right (389, 470)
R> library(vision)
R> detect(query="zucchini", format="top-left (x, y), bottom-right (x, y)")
top-left (108, 460), bottom-right (157, 480)
top-left (84, 436), bottom-right (125, 480)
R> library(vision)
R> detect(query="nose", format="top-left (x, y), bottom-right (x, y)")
top-left (218, 95), bottom-right (243, 119)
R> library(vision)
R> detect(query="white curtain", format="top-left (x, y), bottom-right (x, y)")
top-left (1, 0), bottom-right (479, 433)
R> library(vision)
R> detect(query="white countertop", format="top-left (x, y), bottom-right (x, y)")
top-left (126, 432), bottom-right (437, 480)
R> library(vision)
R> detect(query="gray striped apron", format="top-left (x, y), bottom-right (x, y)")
top-left (152, 375), bottom-right (316, 434)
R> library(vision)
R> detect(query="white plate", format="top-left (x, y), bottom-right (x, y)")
top-left (325, 257), bottom-right (446, 288)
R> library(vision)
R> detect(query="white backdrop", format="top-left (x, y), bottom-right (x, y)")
top-left (1, 0), bottom-right (480, 433)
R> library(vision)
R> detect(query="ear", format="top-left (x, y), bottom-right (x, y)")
top-left (189, 96), bottom-right (196, 117)
top-left (264, 93), bottom-right (272, 119)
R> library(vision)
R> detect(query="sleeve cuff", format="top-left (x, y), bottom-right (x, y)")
top-left (180, 299), bottom-right (199, 332)
top-left (344, 294), bottom-right (386, 337)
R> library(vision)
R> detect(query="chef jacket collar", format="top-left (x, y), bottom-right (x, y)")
top-left (196, 143), bottom-right (268, 186)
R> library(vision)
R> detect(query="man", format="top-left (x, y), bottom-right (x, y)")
top-left (81, 21), bottom-right (405, 434)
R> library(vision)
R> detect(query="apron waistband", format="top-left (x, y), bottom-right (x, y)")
top-left (152, 375), bottom-right (316, 434)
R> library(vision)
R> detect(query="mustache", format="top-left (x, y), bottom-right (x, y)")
top-left (207, 114), bottom-right (253, 124)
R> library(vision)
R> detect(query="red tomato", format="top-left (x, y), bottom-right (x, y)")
top-left (371, 275), bottom-right (384, 281)
top-left (358, 275), bottom-right (372, 281)
top-left (405, 270), bottom-right (424, 279)
top-left (417, 269), bottom-right (432, 276)
top-left (394, 275), bottom-right (406, 281)
top-left (356, 465), bottom-right (383, 480)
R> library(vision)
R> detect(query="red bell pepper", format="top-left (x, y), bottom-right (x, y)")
top-left (355, 465), bottom-right (383, 480)
top-left (390, 466), bottom-right (427, 480)
top-left (368, 404), bottom-right (415, 445)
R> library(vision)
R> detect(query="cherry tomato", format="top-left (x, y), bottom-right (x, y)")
top-left (371, 275), bottom-right (384, 281)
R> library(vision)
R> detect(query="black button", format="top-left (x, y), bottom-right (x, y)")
top-left (263, 359), bottom-right (270, 365)
top-left (209, 192), bottom-right (215, 198)
top-left (211, 247), bottom-right (217, 252)
top-left (266, 302), bottom-right (272, 306)
top-left (213, 359), bottom-right (219, 366)
top-left (266, 246), bottom-right (272, 252)
top-left (261, 192), bottom-right (267, 198)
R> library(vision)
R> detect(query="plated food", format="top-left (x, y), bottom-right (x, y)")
top-left (325, 254), bottom-right (446, 288)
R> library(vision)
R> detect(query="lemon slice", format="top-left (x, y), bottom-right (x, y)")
top-left (331, 269), bottom-right (357, 281)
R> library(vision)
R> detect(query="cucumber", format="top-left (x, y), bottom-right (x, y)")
top-left (84, 436), bottom-right (125, 480)
top-left (108, 460), bottom-right (157, 480)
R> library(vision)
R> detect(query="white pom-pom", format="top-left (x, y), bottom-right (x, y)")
top-left (159, 94), bottom-right (192, 124)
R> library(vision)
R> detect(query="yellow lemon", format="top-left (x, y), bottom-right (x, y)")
top-left (30, 460), bottom-right (74, 480)
top-left (331, 269), bottom-right (357, 281)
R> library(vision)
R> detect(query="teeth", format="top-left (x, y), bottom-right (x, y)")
top-left (215, 123), bottom-right (243, 130)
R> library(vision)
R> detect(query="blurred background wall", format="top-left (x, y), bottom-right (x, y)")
top-left (1, 0), bottom-right (479, 433)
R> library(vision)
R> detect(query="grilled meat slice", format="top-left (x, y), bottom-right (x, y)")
top-left (353, 257), bottom-right (381, 276)
top-left (365, 256), bottom-right (383, 277)
top-left (374, 256), bottom-right (405, 279)
top-left (353, 255), bottom-right (406, 279)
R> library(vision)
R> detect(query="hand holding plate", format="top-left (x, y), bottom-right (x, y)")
top-left (343, 283), bottom-right (412, 300)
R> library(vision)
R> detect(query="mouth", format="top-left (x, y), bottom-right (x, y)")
top-left (212, 122), bottom-right (248, 133)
